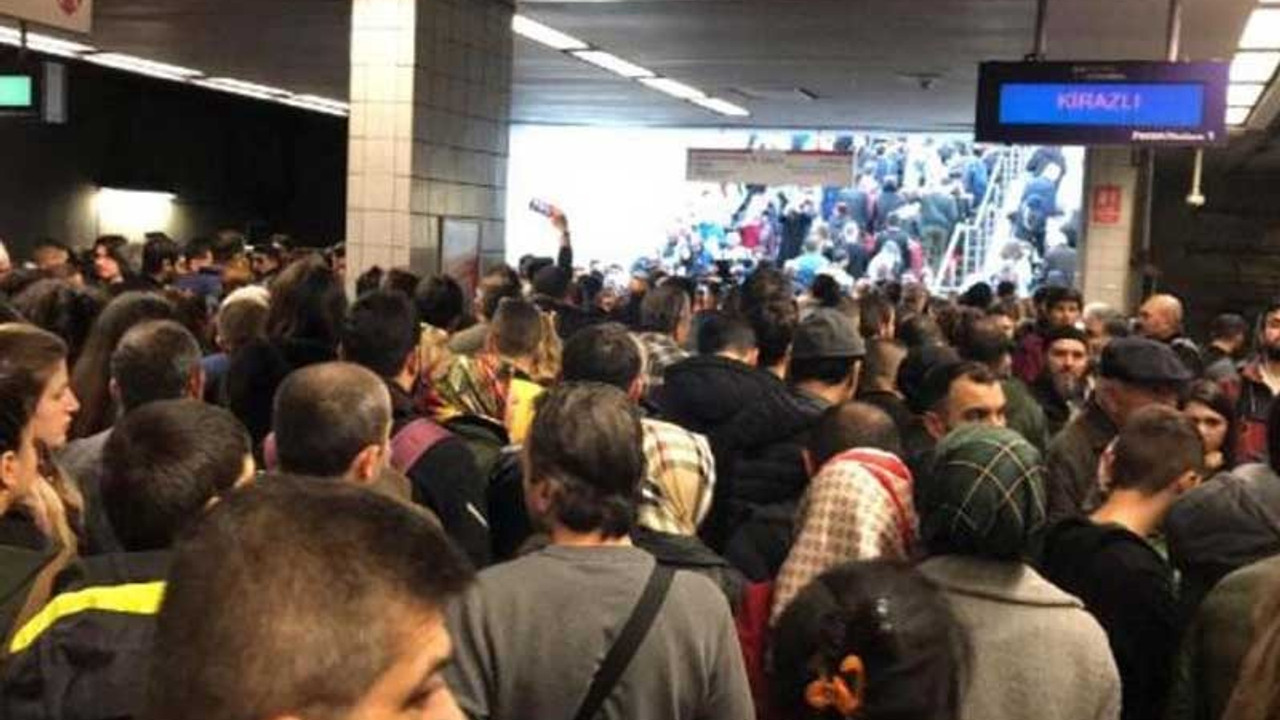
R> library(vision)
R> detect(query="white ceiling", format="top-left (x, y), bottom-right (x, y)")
top-left (18, 0), bottom-right (1265, 130)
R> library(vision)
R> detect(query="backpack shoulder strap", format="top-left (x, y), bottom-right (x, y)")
top-left (572, 564), bottom-right (675, 720)
top-left (390, 419), bottom-right (453, 473)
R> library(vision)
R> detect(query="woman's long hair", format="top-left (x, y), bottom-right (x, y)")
top-left (69, 292), bottom-right (173, 439)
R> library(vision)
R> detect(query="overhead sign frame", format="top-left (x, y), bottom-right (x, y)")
top-left (976, 61), bottom-right (1228, 147)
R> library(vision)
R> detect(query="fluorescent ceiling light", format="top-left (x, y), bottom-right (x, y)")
top-left (639, 77), bottom-right (706, 100)
top-left (1240, 8), bottom-right (1280, 49)
top-left (691, 96), bottom-right (751, 117)
top-left (0, 27), bottom-right (96, 57)
top-left (571, 50), bottom-right (654, 79)
top-left (87, 53), bottom-right (203, 81)
top-left (1226, 106), bottom-right (1251, 125)
top-left (197, 77), bottom-right (291, 101)
top-left (512, 15), bottom-right (587, 51)
top-left (1230, 51), bottom-right (1280, 83)
top-left (279, 95), bottom-right (349, 117)
top-left (1227, 83), bottom-right (1265, 107)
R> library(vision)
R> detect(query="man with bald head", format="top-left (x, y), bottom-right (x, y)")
top-left (1139, 294), bottom-right (1203, 376)
top-left (272, 362), bottom-right (393, 485)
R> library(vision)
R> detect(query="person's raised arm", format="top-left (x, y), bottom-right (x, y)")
top-left (551, 210), bottom-right (573, 272)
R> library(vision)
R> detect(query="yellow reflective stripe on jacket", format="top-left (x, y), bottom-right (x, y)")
top-left (9, 581), bottom-right (166, 654)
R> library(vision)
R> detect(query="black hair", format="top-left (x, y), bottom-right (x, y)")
top-left (142, 235), bottom-right (181, 277)
top-left (810, 402), bottom-right (902, 466)
top-left (1209, 313), bottom-right (1249, 342)
top-left (811, 275), bottom-right (843, 309)
top-left (746, 301), bottom-right (797, 369)
top-left (478, 266), bottom-right (523, 322)
top-left (11, 280), bottom-right (106, 366)
top-left (896, 314), bottom-right (943, 350)
top-left (918, 361), bottom-right (999, 415)
top-left (70, 292), bottom-right (175, 439)
top-left (355, 266), bottom-right (385, 297)
top-left (696, 310), bottom-right (757, 356)
top-left (790, 356), bottom-right (859, 388)
top-left (93, 235), bottom-right (135, 282)
top-left (1182, 379), bottom-right (1238, 469)
top-left (527, 383), bottom-right (644, 538)
top-left (640, 283), bottom-right (691, 335)
top-left (273, 362), bottom-right (391, 478)
top-left (183, 237), bottom-right (214, 262)
top-left (146, 477), bottom-right (473, 720)
top-left (958, 283), bottom-right (994, 310)
top-left (382, 268), bottom-right (421, 299)
top-left (898, 344), bottom-right (962, 415)
top-left (266, 255), bottom-right (347, 348)
top-left (342, 290), bottom-right (417, 379)
top-left (771, 561), bottom-right (964, 720)
top-left (561, 323), bottom-right (641, 391)
top-left (953, 316), bottom-right (1013, 369)
top-left (532, 265), bottom-right (571, 301)
top-left (102, 399), bottom-right (250, 551)
top-left (1111, 405), bottom-right (1205, 495)
top-left (996, 281), bottom-right (1017, 299)
top-left (109, 320), bottom-right (204, 413)
top-left (1042, 286), bottom-right (1083, 314)
top-left (859, 294), bottom-right (895, 341)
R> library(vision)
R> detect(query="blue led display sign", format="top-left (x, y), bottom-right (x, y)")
top-left (976, 62), bottom-right (1228, 146)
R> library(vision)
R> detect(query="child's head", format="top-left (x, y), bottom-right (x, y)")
top-left (772, 561), bottom-right (964, 720)
top-left (1110, 405), bottom-right (1205, 497)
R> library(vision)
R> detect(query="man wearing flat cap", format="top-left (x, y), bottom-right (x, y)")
top-left (1044, 337), bottom-right (1192, 522)
top-left (788, 309), bottom-right (867, 411)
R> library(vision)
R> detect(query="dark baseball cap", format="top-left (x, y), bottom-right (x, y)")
top-left (792, 309), bottom-right (867, 361)
top-left (1100, 337), bottom-right (1192, 385)
top-left (1043, 326), bottom-right (1090, 352)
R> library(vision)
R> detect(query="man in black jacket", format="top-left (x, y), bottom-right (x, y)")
top-left (340, 290), bottom-right (490, 567)
top-left (2, 400), bottom-right (254, 720)
top-left (1042, 407), bottom-right (1205, 720)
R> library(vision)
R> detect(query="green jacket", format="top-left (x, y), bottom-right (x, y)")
top-left (1166, 555), bottom-right (1280, 720)
top-left (1003, 378), bottom-right (1050, 453)
top-left (1044, 400), bottom-right (1117, 523)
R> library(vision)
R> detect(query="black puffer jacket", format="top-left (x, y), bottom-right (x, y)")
top-left (656, 355), bottom-right (823, 550)
top-left (1166, 463), bottom-right (1280, 618)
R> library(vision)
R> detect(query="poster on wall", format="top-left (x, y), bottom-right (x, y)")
top-left (1091, 185), bottom-right (1123, 225)
top-left (0, 0), bottom-right (93, 33)
top-left (440, 218), bottom-right (481, 300)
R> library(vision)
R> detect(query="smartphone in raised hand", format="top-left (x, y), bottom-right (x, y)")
top-left (529, 198), bottom-right (559, 217)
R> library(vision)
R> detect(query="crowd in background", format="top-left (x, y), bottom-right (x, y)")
top-left (632, 138), bottom-right (1079, 296)
top-left (0, 209), bottom-right (1276, 720)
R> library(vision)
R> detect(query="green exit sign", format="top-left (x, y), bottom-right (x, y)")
top-left (0, 76), bottom-right (34, 109)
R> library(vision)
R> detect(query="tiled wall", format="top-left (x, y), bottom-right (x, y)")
top-left (1080, 147), bottom-right (1141, 312)
top-left (347, 0), bottom-right (513, 287)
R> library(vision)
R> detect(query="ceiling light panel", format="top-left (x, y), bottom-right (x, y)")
top-left (1230, 51), bottom-right (1280, 83)
top-left (571, 50), bottom-right (654, 79)
top-left (1226, 106), bottom-right (1251, 125)
top-left (512, 15), bottom-right (587, 51)
top-left (691, 96), bottom-right (751, 117)
top-left (1240, 8), bottom-right (1280, 49)
top-left (1227, 82), bottom-right (1265, 107)
top-left (639, 77), bottom-right (707, 100)
top-left (87, 53), bottom-right (203, 81)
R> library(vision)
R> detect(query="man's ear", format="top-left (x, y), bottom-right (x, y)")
top-left (349, 444), bottom-right (386, 485)
top-left (1173, 469), bottom-right (1203, 495)
top-left (187, 367), bottom-right (207, 401)
top-left (0, 450), bottom-right (18, 496)
top-left (403, 349), bottom-right (420, 381)
top-left (108, 377), bottom-right (122, 405)
top-left (923, 411), bottom-right (947, 441)
top-left (745, 348), bottom-right (760, 368)
top-left (627, 375), bottom-right (646, 403)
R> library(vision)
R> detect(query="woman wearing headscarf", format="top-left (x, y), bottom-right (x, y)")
top-left (771, 448), bottom-right (917, 625)
top-left (916, 425), bottom-right (1121, 720)
top-left (631, 418), bottom-right (745, 611)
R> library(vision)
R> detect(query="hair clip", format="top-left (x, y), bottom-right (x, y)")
top-left (805, 655), bottom-right (866, 718)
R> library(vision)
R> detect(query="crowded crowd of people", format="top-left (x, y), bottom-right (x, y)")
top-left (0, 209), bottom-right (1275, 720)
top-left (632, 137), bottom-right (1079, 296)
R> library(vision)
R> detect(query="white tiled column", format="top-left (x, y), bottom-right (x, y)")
top-left (347, 0), bottom-right (512, 289)
top-left (1080, 147), bottom-right (1141, 312)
